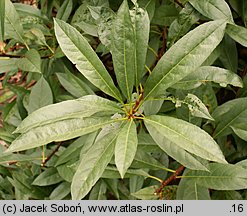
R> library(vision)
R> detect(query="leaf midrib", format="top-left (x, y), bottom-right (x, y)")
top-left (56, 20), bottom-right (121, 102)
top-left (10, 118), bottom-right (125, 152)
top-left (214, 108), bottom-right (247, 138)
top-left (76, 136), bottom-right (116, 199)
top-left (145, 20), bottom-right (224, 99)
top-left (5, 13), bottom-right (25, 44)
top-left (145, 117), bottom-right (221, 161)
top-left (121, 120), bottom-right (133, 171)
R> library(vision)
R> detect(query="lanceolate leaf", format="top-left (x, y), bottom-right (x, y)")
top-left (226, 23), bottom-right (247, 48)
top-left (231, 123), bottom-right (247, 141)
top-left (0, 58), bottom-right (18, 74)
top-left (177, 170), bottom-right (210, 200)
top-left (0, 0), bottom-right (5, 41)
top-left (71, 129), bottom-right (120, 200)
top-left (56, 0), bottom-right (72, 22)
top-left (131, 186), bottom-right (159, 200)
top-left (16, 49), bottom-right (42, 73)
top-left (144, 20), bottom-right (226, 100)
top-left (28, 77), bottom-right (53, 114)
top-left (7, 117), bottom-right (125, 152)
top-left (111, 0), bottom-right (135, 101)
top-left (144, 115), bottom-right (227, 164)
top-left (152, 138), bottom-right (208, 171)
top-left (32, 168), bottom-right (63, 186)
top-left (184, 94), bottom-right (214, 121)
top-left (132, 149), bottom-right (168, 170)
top-left (15, 95), bottom-right (123, 134)
top-left (189, 0), bottom-right (233, 22)
top-left (212, 97), bottom-right (247, 138)
top-left (115, 119), bottom-right (138, 178)
top-left (49, 182), bottom-right (71, 200)
top-left (102, 166), bottom-right (149, 179)
top-left (56, 72), bottom-right (94, 98)
top-left (183, 163), bottom-right (247, 190)
top-left (173, 66), bottom-right (243, 90)
top-left (54, 18), bottom-right (122, 102)
top-left (130, 5), bottom-right (150, 87)
top-left (5, 0), bottom-right (26, 45)
top-left (167, 3), bottom-right (200, 48)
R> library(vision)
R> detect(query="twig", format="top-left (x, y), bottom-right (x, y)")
top-left (0, 53), bottom-right (53, 59)
top-left (156, 165), bottom-right (185, 199)
top-left (174, 0), bottom-right (184, 8)
top-left (150, 27), bottom-right (168, 72)
top-left (41, 142), bottom-right (63, 166)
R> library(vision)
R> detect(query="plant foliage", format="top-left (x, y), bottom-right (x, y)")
top-left (1, 0), bottom-right (247, 200)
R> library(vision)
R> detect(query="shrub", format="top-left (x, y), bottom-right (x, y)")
top-left (0, 0), bottom-right (247, 200)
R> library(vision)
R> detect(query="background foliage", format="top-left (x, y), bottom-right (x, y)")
top-left (1, 0), bottom-right (247, 200)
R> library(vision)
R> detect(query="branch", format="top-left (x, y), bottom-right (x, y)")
top-left (174, 0), bottom-right (184, 8)
top-left (0, 53), bottom-right (53, 59)
top-left (41, 142), bottom-right (63, 166)
top-left (156, 165), bottom-right (185, 198)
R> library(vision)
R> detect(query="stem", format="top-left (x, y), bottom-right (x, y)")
top-left (41, 142), bottom-right (63, 166)
top-left (156, 165), bottom-right (185, 196)
top-left (174, 0), bottom-right (184, 8)
top-left (0, 53), bottom-right (54, 59)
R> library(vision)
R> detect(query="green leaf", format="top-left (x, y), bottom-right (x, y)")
top-left (0, 0), bottom-right (5, 41)
top-left (0, 58), bottom-right (18, 74)
top-left (15, 95), bottom-right (123, 134)
top-left (212, 190), bottom-right (242, 200)
top-left (89, 180), bottom-right (107, 200)
top-left (7, 117), bottom-right (124, 152)
top-left (56, 0), bottom-right (72, 22)
top-left (151, 4), bottom-right (179, 26)
top-left (89, 6), bottom-right (115, 49)
top-left (16, 49), bottom-right (42, 73)
top-left (111, 0), bottom-right (135, 101)
top-left (54, 18), bottom-right (122, 102)
top-left (226, 23), bottom-right (247, 48)
top-left (14, 3), bottom-right (49, 24)
top-left (57, 161), bottom-right (76, 182)
top-left (130, 5), bottom-right (150, 86)
top-left (219, 35), bottom-right (238, 73)
top-left (183, 163), bottom-right (247, 190)
top-left (167, 3), bottom-right (200, 48)
top-left (212, 97), bottom-right (247, 138)
top-left (71, 129), bottom-right (119, 200)
top-left (143, 98), bottom-right (163, 116)
top-left (0, 153), bottom-right (39, 164)
top-left (177, 171), bottom-right (210, 200)
top-left (0, 127), bottom-right (15, 143)
top-left (138, 0), bottom-right (156, 20)
top-left (115, 119), bottom-right (138, 178)
top-left (101, 166), bottom-right (149, 179)
top-left (144, 19), bottom-right (226, 100)
top-left (184, 93), bottom-right (214, 120)
top-left (5, 0), bottom-right (26, 46)
top-left (173, 66), bottom-right (243, 90)
top-left (56, 72), bottom-right (94, 98)
top-left (32, 168), bottom-right (63, 186)
top-left (152, 137), bottom-right (208, 171)
top-left (28, 77), bottom-right (53, 114)
top-left (49, 181), bottom-right (71, 200)
top-left (55, 132), bottom-right (98, 166)
top-left (131, 185), bottom-right (159, 200)
top-left (231, 123), bottom-right (247, 141)
top-left (189, 0), bottom-right (233, 22)
top-left (132, 149), bottom-right (167, 170)
top-left (137, 132), bottom-right (161, 153)
top-left (144, 115), bottom-right (227, 164)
